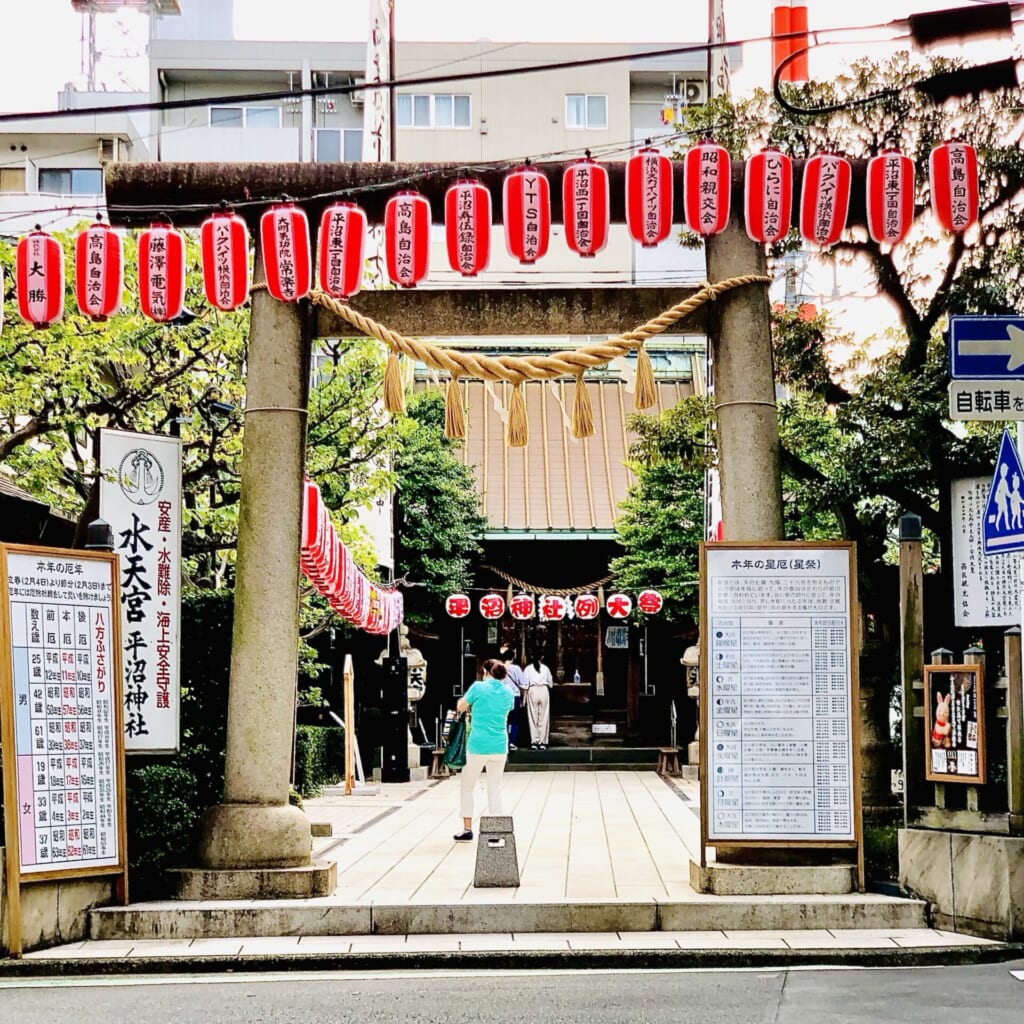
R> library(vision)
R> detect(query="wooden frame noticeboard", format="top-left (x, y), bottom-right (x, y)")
top-left (699, 541), bottom-right (863, 888)
top-left (0, 543), bottom-right (128, 957)
top-left (923, 663), bottom-right (986, 784)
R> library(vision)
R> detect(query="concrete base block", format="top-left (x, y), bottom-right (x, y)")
top-left (690, 859), bottom-right (856, 896)
top-left (900, 827), bottom-right (1024, 941)
top-left (196, 802), bottom-right (312, 869)
top-left (168, 860), bottom-right (337, 901)
top-left (473, 816), bottom-right (520, 888)
top-left (679, 764), bottom-right (699, 782)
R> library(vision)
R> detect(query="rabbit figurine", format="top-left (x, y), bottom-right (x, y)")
top-left (931, 691), bottom-right (952, 749)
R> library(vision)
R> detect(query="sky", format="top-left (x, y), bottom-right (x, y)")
top-left (0, 0), bottom-right (1013, 114)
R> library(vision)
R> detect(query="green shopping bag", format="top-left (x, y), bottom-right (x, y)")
top-left (443, 711), bottom-right (470, 769)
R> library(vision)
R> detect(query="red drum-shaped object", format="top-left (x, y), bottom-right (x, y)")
top-left (573, 594), bottom-right (600, 620)
top-left (509, 593), bottom-right (535, 620)
top-left (300, 478), bottom-right (323, 559)
top-left (75, 221), bottom-right (122, 321)
top-left (318, 202), bottom-right (366, 299)
top-left (744, 148), bottom-right (793, 244)
top-left (16, 230), bottom-right (64, 328)
top-left (446, 593), bottom-right (471, 618)
top-left (260, 203), bottom-right (311, 302)
top-left (799, 153), bottom-right (852, 246)
top-left (866, 150), bottom-right (914, 245)
top-left (479, 593), bottom-right (505, 620)
top-left (138, 223), bottom-right (186, 323)
top-left (200, 210), bottom-right (250, 311)
top-left (929, 141), bottom-right (978, 234)
top-left (606, 593), bottom-right (633, 619)
top-left (539, 595), bottom-right (568, 621)
top-left (385, 190), bottom-right (430, 288)
top-left (684, 142), bottom-right (731, 236)
top-left (445, 180), bottom-right (491, 277)
top-left (562, 158), bottom-right (609, 257)
top-left (637, 589), bottom-right (664, 614)
top-left (626, 147), bottom-right (673, 247)
top-left (503, 166), bottom-right (550, 265)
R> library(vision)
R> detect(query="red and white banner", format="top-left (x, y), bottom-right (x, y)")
top-left (16, 230), bottom-right (64, 328)
top-left (929, 141), bottom-right (978, 234)
top-left (318, 202), bottom-right (367, 299)
top-left (75, 221), bottom-right (122, 321)
top-left (799, 153), bottom-right (851, 247)
top-left (200, 211), bottom-right (250, 311)
top-left (744, 148), bottom-right (792, 244)
top-left (684, 142), bottom-right (731, 236)
top-left (562, 158), bottom-right (609, 257)
top-left (504, 166), bottom-right (550, 264)
top-left (866, 150), bottom-right (914, 246)
top-left (445, 180), bottom-right (491, 276)
top-left (138, 223), bottom-right (186, 323)
top-left (260, 203), bottom-right (311, 302)
top-left (626, 148), bottom-right (672, 247)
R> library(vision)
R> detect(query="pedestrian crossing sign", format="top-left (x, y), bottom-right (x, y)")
top-left (983, 428), bottom-right (1024, 554)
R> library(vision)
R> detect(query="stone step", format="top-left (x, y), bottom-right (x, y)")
top-left (88, 893), bottom-right (929, 941)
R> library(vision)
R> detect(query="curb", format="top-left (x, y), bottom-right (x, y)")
top-left (2, 942), bottom-right (1022, 977)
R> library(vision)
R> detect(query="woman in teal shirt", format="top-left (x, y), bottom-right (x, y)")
top-left (453, 659), bottom-right (514, 841)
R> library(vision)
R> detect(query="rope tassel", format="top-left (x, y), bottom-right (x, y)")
top-left (444, 376), bottom-right (467, 440)
top-left (634, 343), bottom-right (657, 410)
top-left (383, 349), bottom-right (406, 414)
top-left (571, 373), bottom-right (595, 438)
top-left (507, 383), bottom-right (529, 447)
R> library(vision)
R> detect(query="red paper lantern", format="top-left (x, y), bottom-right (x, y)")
top-left (385, 190), bottom-right (430, 288)
top-left (479, 593), bottom-right (506, 620)
top-left (260, 203), bottom-right (311, 302)
top-left (318, 202), bottom-right (367, 299)
top-left (573, 594), bottom-right (600, 620)
top-left (503, 165), bottom-right (550, 265)
top-left (446, 594), bottom-right (471, 618)
top-left (16, 229), bottom-right (64, 328)
top-left (866, 150), bottom-right (914, 246)
top-left (138, 222), bottom-right (186, 323)
top-left (200, 210), bottom-right (250, 311)
top-left (539, 595), bottom-right (568, 621)
top-left (637, 589), bottom-right (664, 614)
top-left (626, 147), bottom-right (673, 247)
top-left (684, 141), bottom-right (731, 236)
top-left (929, 141), bottom-right (978, 234)
top-left (445, 179), bottom-right (491, 277)
top-left (744, 148), bottom-right (792, 244)
top-left (562, 157), bottom-right (609, 257)
top-left (509, 593), bottom-right (535, 620)
top-left (606, 593), bottom-right (633, 619)
top-left (74, 221), bottom-right (122, 321)
top-left (799, 153), bottom-right (852, 247)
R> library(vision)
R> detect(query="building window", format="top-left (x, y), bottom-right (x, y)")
top-left (209, 105), bottom-right (281, 128)
top-left (37, 168), bottom-right (103, 195)
top-left (565, 93), bottom-right (608, 129)
top-left (396, 93), bottom-right (471, 129)
top-left (0, 167), bottom-right (26, 192)
top-left (315, 128), bottom-right (364, 162)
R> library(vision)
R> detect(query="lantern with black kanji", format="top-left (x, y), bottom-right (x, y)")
top-left (16, 229), bottom-right (64, 328)
top-left (744, 148), bottom-right (792, 244)
top-left (626, 147), bottom-right (673, 247)
top-left (318, 201), bottom-right (367, 299)
top-left (503, 164), bottom-right (550, 265)
top-left (929, 140), bottom-right (978, 234)
top-left (479, 593), bottom-right (505, 620)
top-left (259, 202), bottom-right (311, 302)
top-left (446, 593), bottom-right (471, 618)
top-left (562, 157), bottom-right (609, 257)
top-left (606, 593), bottom-right (633, 619)
top-left (385, 190), bottom-right (430, 288)
top-left (138, 221), bottom-right (186, 323)
top-left (684, 141), bottom-right (731, 236)
top-left (200, 209), bottom-right (250, 311)
top-left (445, 179), bottom-right (491, 277)
top-left (798, 153), bottom-right (852, 247)
top-left (509, 593), bottom-right (535, 620)
top-left (866, 149), bottom-right (914, 246)
top-left (74, 220), bottom-right (122, 321)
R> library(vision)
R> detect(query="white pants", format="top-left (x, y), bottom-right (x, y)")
top-left (526, 685), bottom-right (550, 744)
top-left (459, 752), bottom-right (507, 819)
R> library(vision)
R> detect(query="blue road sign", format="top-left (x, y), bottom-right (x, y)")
top-left (984, 429), bottom-right (1024, 554)
top-left (950, 315), bottom-right (1024, 380)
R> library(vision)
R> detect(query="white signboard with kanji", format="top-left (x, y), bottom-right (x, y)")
top-left (99, 429), bottom-right (181, 753)
top-left (700, 542), bottom-right (860, 848)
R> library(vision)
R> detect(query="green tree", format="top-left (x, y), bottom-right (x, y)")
top-left (393, 391), bottom-right (486, 628)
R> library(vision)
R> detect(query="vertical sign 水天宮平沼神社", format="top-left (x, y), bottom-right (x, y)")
top-left (99, 429), bottom-right (181, 754)
top-left (700, 543), bottom-right (860, 850)
top-left (923, 663), bottom-right (986, 785)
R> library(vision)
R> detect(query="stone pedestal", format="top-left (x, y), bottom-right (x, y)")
top-left (169, 860), bottom-right (337, 901)
top-left (690, 860), bottom-right (856, 896)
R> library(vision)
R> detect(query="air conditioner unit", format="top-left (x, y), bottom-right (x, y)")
top-left (349, 89), bottom-right (365, 107)
top-left (97, 137), bottom-right (120, 163)
top-left (682, 79), bottom-right (707, 105)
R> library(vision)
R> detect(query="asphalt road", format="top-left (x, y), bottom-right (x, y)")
top-left (3, 961), bottom-right (1024, 1024)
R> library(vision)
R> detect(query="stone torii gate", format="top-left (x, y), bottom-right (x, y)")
top-left (105, 160), bottom-right (780, 891)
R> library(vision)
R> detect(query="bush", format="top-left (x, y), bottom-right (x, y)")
top-left (864, 824), bottom-right (900, 884)
top-left (294, 725), bottom-right (344, 797)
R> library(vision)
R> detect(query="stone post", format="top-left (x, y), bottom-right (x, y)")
top-left (899, 512), bottom-right (925, 826)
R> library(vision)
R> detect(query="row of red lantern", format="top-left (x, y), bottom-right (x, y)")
top-left (302, 478), bottom-right (402, 635)
top-left (446, 589), bottom-right (664, 622)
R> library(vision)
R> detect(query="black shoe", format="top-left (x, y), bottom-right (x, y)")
top-left (454, 829), bottom-right (473, 842)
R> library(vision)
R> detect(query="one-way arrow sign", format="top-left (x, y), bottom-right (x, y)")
top-left (984, 428), bottom-right (1024, 554)
top-left (950, 315), bottom-right (1024, 379)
